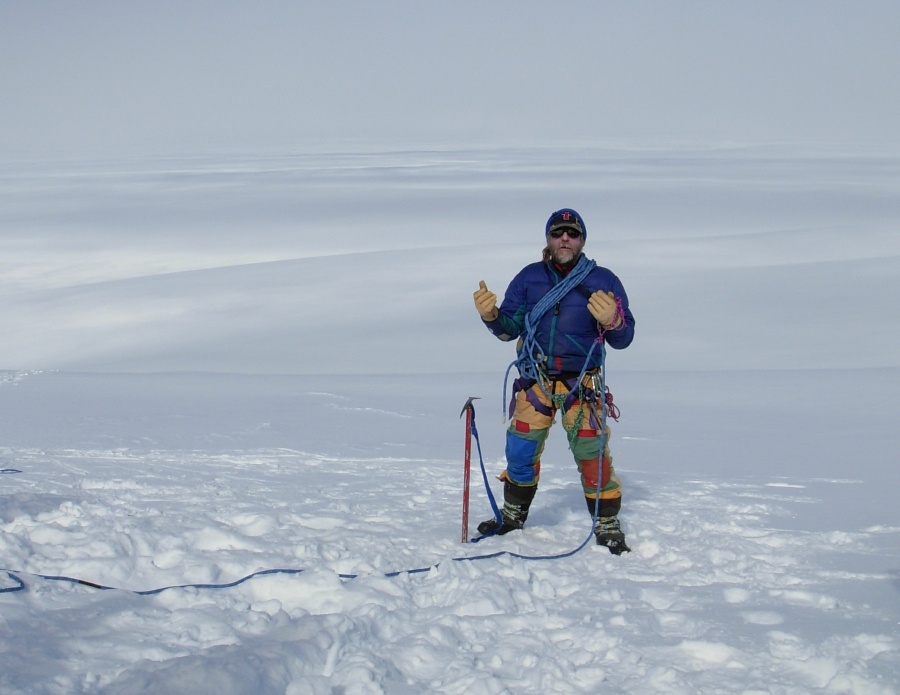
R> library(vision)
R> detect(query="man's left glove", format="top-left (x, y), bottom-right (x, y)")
top-left (588, 291), bottom-right (622, 329)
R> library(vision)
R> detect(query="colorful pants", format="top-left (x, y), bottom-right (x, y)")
top-left (504, 375), bottom-right (622, 516)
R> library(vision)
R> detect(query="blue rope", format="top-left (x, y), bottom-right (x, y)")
top-left (470, 407), bottom-right (503, 534)
top-left (503, 255), bottom-right (597, 418)
top-left (483, 253), bottom-right (612, 552)
top-left (0, 267), bottom-right (616, 597)
top-left (0, 375), bottom-right (612, 599)
top-left (470, 339), bottom-right (609, 553)
top-left (518, 254), bottom-right (596, 380)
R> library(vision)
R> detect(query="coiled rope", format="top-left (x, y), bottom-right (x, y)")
top-left (503, 254), bottom-right (600, 418)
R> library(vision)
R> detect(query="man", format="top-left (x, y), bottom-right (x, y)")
top-left (472, 208), bottom-right (635, 554)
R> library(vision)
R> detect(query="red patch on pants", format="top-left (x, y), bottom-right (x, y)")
top-left (582, 455), bottom-right (611, 490)
top-left (515, 420), bottom-right (530, 433)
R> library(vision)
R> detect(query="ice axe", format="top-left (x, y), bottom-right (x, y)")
top-left (459, 396), bottom-right (480, 542)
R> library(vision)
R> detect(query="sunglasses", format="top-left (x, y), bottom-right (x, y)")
top-left (548, 227), bottom-right (583, 239)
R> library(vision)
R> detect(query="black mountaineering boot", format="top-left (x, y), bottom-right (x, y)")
top-left (477, 480), bottom-right (537, 536)
top-left (585, 495), bottom-right (630, 555)
top-left (593, 516), bottom-right (631, 555)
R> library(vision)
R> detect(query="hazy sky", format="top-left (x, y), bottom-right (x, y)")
top-left (2, 1), bottom-right (899, 160)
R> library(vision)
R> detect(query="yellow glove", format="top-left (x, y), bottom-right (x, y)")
top-left (588, 290), bottom-right (622, 329)
top-left (473, 280), bottom-right (499, 321)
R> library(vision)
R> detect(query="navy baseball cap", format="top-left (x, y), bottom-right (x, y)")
top-left (546, 208), bottom-right (586, 240)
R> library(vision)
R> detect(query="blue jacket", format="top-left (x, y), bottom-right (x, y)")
top-left (483, 256), bottom-right (635, 374)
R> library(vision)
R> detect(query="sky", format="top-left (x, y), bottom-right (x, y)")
top-left (2, 1), bottom-right (899, 160)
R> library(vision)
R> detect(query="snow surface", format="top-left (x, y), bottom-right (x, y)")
top-left (1, 148), bottom-right (899, 694)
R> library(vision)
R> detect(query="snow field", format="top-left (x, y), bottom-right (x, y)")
top-left (2, 440), bottom-right (897, 694)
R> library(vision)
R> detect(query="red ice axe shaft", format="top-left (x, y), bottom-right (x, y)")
top-left (459, 396), bottom-right (479, 543)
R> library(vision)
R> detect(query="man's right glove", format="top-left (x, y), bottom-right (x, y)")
top-left (473, 280), bottom-right (499, 321)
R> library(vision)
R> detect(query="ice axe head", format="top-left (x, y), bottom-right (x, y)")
top-left (459, 396), bottom-right (480, 418)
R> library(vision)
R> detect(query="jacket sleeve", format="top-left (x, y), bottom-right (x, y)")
top-left (482, 272), bottom-right (528, 342)
top-left (603, 274), bottom-right (635, 350)
top-left (482, 312), bottom-right (523, 342)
